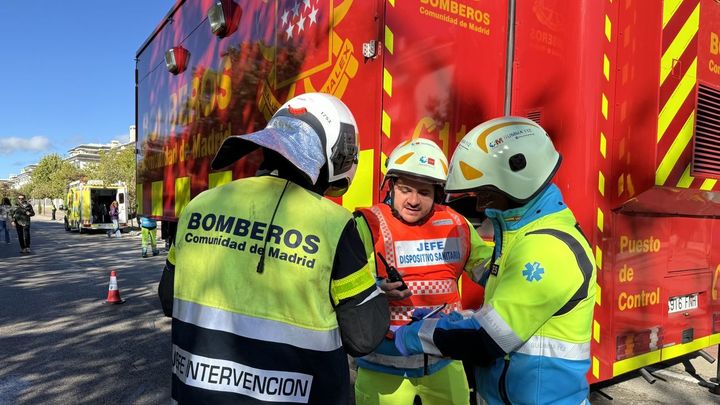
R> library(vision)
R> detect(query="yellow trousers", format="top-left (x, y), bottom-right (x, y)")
top-left (355, 361), bottom-right (470, 405)
top-left (141, 227), bottom-right (157, 249)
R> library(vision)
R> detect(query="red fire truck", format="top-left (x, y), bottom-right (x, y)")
top-left (136, 0), bottom-right (720, 385)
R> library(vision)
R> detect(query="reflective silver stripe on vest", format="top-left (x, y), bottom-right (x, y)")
top-left (174, 298), bottom-right (342, 352)
top-left (361, 351), bottom-right (445, 369)
top-left (515, 335), bottom-right (591, 361)
top-left (475, 304), bottom-right (523, 353)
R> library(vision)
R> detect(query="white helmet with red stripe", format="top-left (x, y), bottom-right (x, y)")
top-left (445, 116), bottom-right (561, 202)
top-left (384, 138), bottom-right (448, 186)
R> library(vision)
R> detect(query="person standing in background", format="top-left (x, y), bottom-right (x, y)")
top-left (0, 197), bottom-right (11, 244)
top-left (107, 201), bottom-right (121, 238)
top-left (12, 195), bottom-right (34, 253)
top-left (140, 215), bottom-right (159, 257)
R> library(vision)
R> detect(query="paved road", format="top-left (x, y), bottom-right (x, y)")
top-left (588, 346), bottom-right (720, 404)
top-left (0, 216), bottom-right (171, 404)
top-left (2, 216), bottom-right (720, 404)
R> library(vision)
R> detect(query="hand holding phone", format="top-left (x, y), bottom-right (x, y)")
top-left (377, 252), bottom-right (408, 291)
top-left (410, 303), bottom-right (448, 323)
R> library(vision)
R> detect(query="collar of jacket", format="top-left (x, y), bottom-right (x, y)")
top-left (484, 184), bottom-right (566, 232)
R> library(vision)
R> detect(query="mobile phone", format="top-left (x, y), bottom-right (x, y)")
top-left (420, 303), bottom-right (447, 320)
top-left (377, 253), bottom-right (408, 291)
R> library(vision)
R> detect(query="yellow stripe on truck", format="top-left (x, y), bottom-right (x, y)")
top-left (342, 149), bottom-right (374, 211)
top-left (175, 176), bottom-right (190, 218)
top-left (152, 181), bottom-right (163, 217)
top-left (209, 170), bottom-right (232, 189)
top-left (136, 183), bottom-right (143, 216)
top-left (613, 350), bottom-right (661, 377)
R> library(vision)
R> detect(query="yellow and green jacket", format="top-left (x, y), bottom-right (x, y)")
top-left (399, 184), bottom-right (596, 404)
top-left (159, 176), bottom-right (389, 404)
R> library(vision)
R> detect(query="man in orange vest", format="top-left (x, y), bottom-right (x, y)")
top-left (353, 138), bottom-right (492, 405)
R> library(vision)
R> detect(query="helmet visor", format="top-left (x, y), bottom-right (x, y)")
top-left (445, 191), bottom-right (481, 204)
top-left (211, 116), bottom-right (325, 184)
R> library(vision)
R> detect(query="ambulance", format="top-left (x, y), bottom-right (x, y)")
top-left (135, 0), bottom-right (720, 385)
top-left (64, 180), bottom-right (128, 233)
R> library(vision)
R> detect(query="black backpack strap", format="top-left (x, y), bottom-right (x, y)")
top-left (525, 227), bottom-right (594, 316)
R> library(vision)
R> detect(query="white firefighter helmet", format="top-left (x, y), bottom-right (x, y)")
top-left (445, 116), bottom-right (561, 202)
top-left (383, 138), bottom-right (449, 187)
top-left (211, 92), bottom-right (359, 196)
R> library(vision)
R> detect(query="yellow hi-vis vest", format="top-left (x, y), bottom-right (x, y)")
top-left (170, 176), bottom-right (375, 404)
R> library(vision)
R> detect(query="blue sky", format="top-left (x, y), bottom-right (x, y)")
top-left (0, 1), bottom-right (176, 179)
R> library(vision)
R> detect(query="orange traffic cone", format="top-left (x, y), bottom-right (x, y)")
top-left (105, 270), bottom-right (125, 304)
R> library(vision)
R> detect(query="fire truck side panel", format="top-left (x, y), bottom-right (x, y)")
top-left (699, 0), bottom-right (720, 88)
top-left (619, 0), bottom-right (720, 216)
top-left (611, 215), bottom-right (669, 369)
top-left (136, 0), bottom-right (384, 220)
top-left (382, 0), bottom-right (506, 194)
top-left (383, 1), bottom-right (507, 309)
top-left (710, 221), bottom-right (720, 338)
top-left (511, 0), bottom-right (606, 237)
top-left (609, 0), bottom-right (663, 211)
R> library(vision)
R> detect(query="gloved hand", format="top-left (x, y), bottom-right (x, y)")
top-left (411, 307), bottom-right (446, 321)
top-left (394, 321), bottom-right (423, 356)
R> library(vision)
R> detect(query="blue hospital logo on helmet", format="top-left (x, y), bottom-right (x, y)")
top-left (419, 155), bottom-right (435, 166)
top-left (522, 262), bottom-right (544, 282)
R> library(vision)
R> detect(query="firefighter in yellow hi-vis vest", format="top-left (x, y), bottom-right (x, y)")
top-left (393, 117), bottom-right (597, 405)
top-left (158, 93), bottom-right (390, 404)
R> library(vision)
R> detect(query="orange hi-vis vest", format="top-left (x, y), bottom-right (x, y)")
top-left (357, 204), bottom-right (471, 326)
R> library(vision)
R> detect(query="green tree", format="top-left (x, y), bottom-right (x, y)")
top-left (0, 183), bottom-right (18, 203)
top-left (28, 154), bottom-right (84, 199)
top-left (87, 146), bottom-right (136, 219)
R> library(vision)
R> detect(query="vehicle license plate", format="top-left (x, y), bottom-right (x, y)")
top-left (668, 293), bottom-right (698, 313)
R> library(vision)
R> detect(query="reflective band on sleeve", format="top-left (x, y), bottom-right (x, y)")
top-left (418, 318), bottom-right (443, 356)
top-left (331, 263), bottom-right (377, 305)
top-left (172, 344), bottom-right (313, 403)
top-left (174, 299), bottom-right (342, 352)
top-left (515, 335), bottom-right (591, 361)
top-left (475, 304), bottom-right (523, 353)
top-left (354, 215), bottom-right (377, 277)
top-left (361, 351), bottom-right (445, 369)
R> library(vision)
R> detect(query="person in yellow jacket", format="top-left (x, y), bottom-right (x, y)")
top-left (354, 138), bottom-right (492, 405)
top-left (158, 93), bottom-right (390, 404)
top-left (394, 117), bottom-right (597, 405)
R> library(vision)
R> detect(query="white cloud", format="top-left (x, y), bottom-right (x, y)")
top-left (0, 136), bottom-right (51, 154)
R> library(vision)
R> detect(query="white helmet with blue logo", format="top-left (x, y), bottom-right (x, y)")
top-left (384, 138), bottom-right (448, 186)
top-left (445, 116), bottom-right (561, 202)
